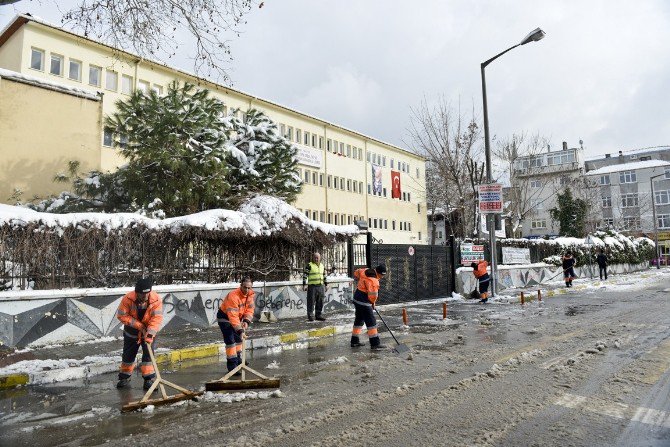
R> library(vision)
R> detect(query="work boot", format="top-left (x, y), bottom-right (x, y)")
top-left (116, 377), bottom-right (131, 389)
top-left (370, 344), bottom-right (387, 351)
top-left (479, 298), bottom-right (488, 304)
top-left (143, 378), bottom-right (155, 391)
top-left (351, 341), bottom-right (365, 348)
top-left (315, 316), bottom-right (326, 321)
top-left (307, 315), bottom-right (314, 322)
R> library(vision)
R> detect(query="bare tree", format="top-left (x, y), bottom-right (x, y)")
top-left (9, 0), bottom-right (256, 82)
top-left (494, 133), bottom-right (558, 237)
top-left (407, 97), bottom-right (484, 239)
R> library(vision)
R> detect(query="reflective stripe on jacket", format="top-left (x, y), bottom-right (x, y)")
top-left (218, 287), bottom-right (255, 331)
top-left (116, 291), bottom-right (163, 336)
top-left (304, 262), bottom-right (326, 285)
top-left (353, 267), bottom-right (380, 306)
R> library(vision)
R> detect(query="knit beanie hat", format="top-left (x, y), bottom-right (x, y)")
top-left (135, 277), bottom-right (153, 293)
top-left (375, 264), bottom-right (387, 275)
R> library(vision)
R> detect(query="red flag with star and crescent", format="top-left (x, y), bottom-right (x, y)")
top-left (391, 170), bottom-right (401, 199)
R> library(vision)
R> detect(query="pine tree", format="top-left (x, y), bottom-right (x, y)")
top-left (225, 108), bottom-right (301, 207)
top-left (549, 187), bottom-right (588, 237)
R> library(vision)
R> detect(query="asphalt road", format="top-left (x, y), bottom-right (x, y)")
top-left (2, 274), bottom-right (670, 447)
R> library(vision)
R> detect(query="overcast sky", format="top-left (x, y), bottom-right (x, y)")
top-left (2, 1), bottom-right (669, 158)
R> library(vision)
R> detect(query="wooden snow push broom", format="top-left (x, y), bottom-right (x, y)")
top-left (205, 334), bottom-right (280, 392)
top-left (121, 343), bottom-right (202, 412)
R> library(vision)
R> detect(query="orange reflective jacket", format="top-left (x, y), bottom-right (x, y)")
top-left (354, 267), bottom-right (380, 305)
top-left (219, 287), bottom-right (255, 331)
top-left (116, 291), bottom-right (163, 336)
top-left (473, 260), bottom-right (489, 278)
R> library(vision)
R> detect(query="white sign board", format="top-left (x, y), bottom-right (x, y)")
top-left (478, 183), bottom-right (503, 214)
top-left (295, 145), bottom-right (322, 168)
top-left (502, 247), bottom-right (531, 265)
top-left (460, 244), bottom-right (485, 265)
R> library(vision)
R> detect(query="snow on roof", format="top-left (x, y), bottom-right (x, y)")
top-left (1, 14), bottom-right (421, 160)
top-left (584, 146), bottom-right (670, 162)
top-left (585, 159), bottom-right (670, 176)
top-left (0, 68), bottom-right (101, 100)
top-left (0, 195), bottom-right (359, 238)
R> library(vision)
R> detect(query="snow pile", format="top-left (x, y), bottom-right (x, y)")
top-left (0, 355), bottom-right (118, 377)
top-left (265, 361), bottom-right (280, 369)
top-left (0, 68), bottom-right (100, 100)
top-left (0, 195), bottom-right (358, 238)
top-left (199, 390), bottom-right (284, 403)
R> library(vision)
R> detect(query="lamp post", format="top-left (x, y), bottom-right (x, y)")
top-left (481, 27), bottom-right (545, 295)
top-left (650, 172), bottom-right (666, 269)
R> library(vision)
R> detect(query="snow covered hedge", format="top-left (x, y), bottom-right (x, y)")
top-left (500, 230), bottom-right (655, 266)
top-left (0, 196), bottom-right (358, 290)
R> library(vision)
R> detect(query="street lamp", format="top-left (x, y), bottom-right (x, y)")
top-left (481, 27), bottom-right (545, 296)
top-left (650, 172), bottom-right (666, 269)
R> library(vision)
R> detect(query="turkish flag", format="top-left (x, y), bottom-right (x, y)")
top-left (391, 170), bottom-right (401, 198)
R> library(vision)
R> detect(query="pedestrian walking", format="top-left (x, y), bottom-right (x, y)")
top-left (217, 277), bottom-right (255, 374)
top-left (303, 252), bottom-right (327, 321)
top-left (116, 278), bottom-right (163, 390)
top-left (470, 259), bottom-right (490, 303)
top-left (350, 264), bottom-right (387, 350)
top-left (596, 249), bottom-right (608, 280)
top-left (563, 251), bottom-right (577, 287)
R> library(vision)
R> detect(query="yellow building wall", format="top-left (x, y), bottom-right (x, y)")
top-left (0, 26), bottom-right (24, 72)
top-left (0, 77), bottom-right (102, 201)
top-left (1, 19), bottom-right (427, 243)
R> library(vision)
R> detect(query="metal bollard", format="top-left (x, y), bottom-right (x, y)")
top-left (538, 290), bottom-right (542, 301)
top-left (442, 302), bottom-right (447, 319)
top-left (402, 308), bottom-right (408, 326)
top-left (520, 291), bottom-right (525, 305)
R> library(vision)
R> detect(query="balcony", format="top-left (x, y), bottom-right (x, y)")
top-left (513, 161), bottom-right (582, 178)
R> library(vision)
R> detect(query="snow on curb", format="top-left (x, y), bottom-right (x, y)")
top-left (0, 324), bottom-right (351, 390)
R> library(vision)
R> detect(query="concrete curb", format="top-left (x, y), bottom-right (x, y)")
top-left (0, 324), bottom-right (351, 390)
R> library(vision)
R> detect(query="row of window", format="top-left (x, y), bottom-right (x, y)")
top-left (30, 47), bottom-right (164, 95)
top-left (599, 190), bottom-right (670, 208)
top-left (368, 218), bottom-right (413, 232)
top-left (367, 152), bottom-right (415, 175)
top-left (298, 209), bottom-right (363, 226)
top-left (533, 216), bottom-right (670, 232)
top-left (518, 150), bottom-right (576, 169)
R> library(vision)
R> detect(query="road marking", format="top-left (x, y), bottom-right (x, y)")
top-left (555, 393), bottom-right (670, 428)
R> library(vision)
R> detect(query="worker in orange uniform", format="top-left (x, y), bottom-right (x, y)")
top-left (470, 260), bottom-right (490, 304)
top-left (351, 264), bottom-right (387, 350)
top-left (116, 278), bottom-right (164, 390)
top-left (217, 277), bottom-right (255, 373)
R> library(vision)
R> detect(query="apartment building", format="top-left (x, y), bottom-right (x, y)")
top-left (0, 14), bottom-right (426, 244)
top-left (512, 142), bottom-right (585, 238)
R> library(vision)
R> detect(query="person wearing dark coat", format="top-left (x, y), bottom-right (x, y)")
top-left (562, 252), bottom-right (577, 287)
top-left (596, 249), bottom-right (608, 280)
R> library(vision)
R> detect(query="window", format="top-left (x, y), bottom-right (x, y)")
top-left (50, 54), bottom-right (63, 76)
top-left (622, 217), bottom-right (640, 230)
top-left (559, 176), bottom-right (570, 186)
top-left (408, 222), bottom-right (412, 232)
top-left (619, 171), bottom-right (637, 184)
top-left (392, 220), bottom-right (396, 230)
top-left (531, 220), bottom-right (547, 229)
top-left (320, 211), bottom-right (325, 222)
top-left (601, 196), bottom-right (612, 208)
top-left (438, 231), bottom-right (443, 239)
top-left (319, 173), bottom-right (324, 186)
top-left (359, 181), bottom-right (363, 194)
top-left (151, 85), bottom-right (163, 96)
top-left (30, 48), bottom-right (44, 70)
top-left (530, 179), bottom-right (542, 188)
top-left (312, 134), bottom-right (317, 148)
top-left (391, 159), bottom-right (395, 169)
top-left (620, 193), bottom-right (639, 208)
top-left (122, 75), bottom-right (133, 94)
top-left (347, 145), bottom-right (351, 157)
top-left (312, 172), bottom-right (317, 185)
top-left (368, 184), bottom-right (371, 195)
top-left (327, 139), bottom-right (332, 152)
top-left (328, 213), bottom-right (332, 224)
top-left (353, 181), bottom-right (357, 193)
top-left (640, 156), bottom-right (651, 161)
top-left (103, 128), bottom-right (113, 147)
top-left (418, 231), bottom-right (422, 241)
top-left (416, 167), bottom-right (420, 178)
top-left (340, 142), bottom-right (345, 155)
top-left (333, 177), bottom-right (338, 189)
top-left (327, 175), bottom-right (332, 188)
top-left (599, 218), bottom-right (614, 229)
top-left (305, 209), bottom-right (310, 218)
top-left (304, 131), bottom-right (309, 145)
top-left (530, 199), bottom-right (544, 210)
top-left (655, 190), bottom-right (670, 205)
top-left (105, 70), bottom-right (118, 91)
top-left (340, 177), bottom-right (346, 190)
top-left (318, 136), bottom-right (323, 149)
top-left (382, 156), bottom-right (386, 167)
top-left (118, 134), bottom-right (128, 149)
top-left (68, 60), bottom-right (82, 81)
top-left (89, 65), bottom-right (101, 87)
top-left (599, 175), bottom-right (610, 185)
top-left (287, 127), bottom-right (293, 140)
top-left (304, 170), bottom-right (310, 184)
top-left (347, 179), bottom-right (352, 191)
top-left (658, 214), bottom-right (670, 229)
top-left (384, 220), bottom-right (388, 230)
top-left (417, 203), bottom-right (421, 213)
top-left (665, 168), bottom-right (670, 180)
top-left (296, 129), bottom-right (302, 144)
top-left (367, 152), bottom-right (371, 162)
top-left (529, 156), bottom-right (543, 168)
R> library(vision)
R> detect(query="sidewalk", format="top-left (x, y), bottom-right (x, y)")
top-left (1, 268), bottom-right (663, 390)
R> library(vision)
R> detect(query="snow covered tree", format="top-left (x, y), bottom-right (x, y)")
top-left (106, 82), bottom-right (233, 216)
top-left (226, 109), bottom-right (301, 206)
top-left (549, 187), bottom-right (588, 237)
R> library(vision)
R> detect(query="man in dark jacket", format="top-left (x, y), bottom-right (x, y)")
top-left (562, 251), bottom-right (577, 287)
top-left (596, 249), bottom-right (608, 280)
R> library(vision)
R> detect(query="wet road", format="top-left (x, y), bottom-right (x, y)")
top-left (2, 275), bottom-right (670, 447)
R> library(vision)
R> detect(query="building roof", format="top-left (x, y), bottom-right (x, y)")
top-left (584, 145), bottom-right (670, 162)
top-left (0, 14), bottom-right (422, 160)
top-left (0, 67), bottom-right (101, 100)
top-left (585, 159), bottom-right (670, 176)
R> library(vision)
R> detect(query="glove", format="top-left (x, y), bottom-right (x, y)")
top-left (145, 332), bottom-right (154, 344)
top-left (242, 318), bottom-right (252, 329)
top-left (235, 328), bottom-right (245, 336)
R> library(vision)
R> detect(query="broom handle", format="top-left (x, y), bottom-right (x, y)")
top-left (374, 308), bottom-right (401, 346)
